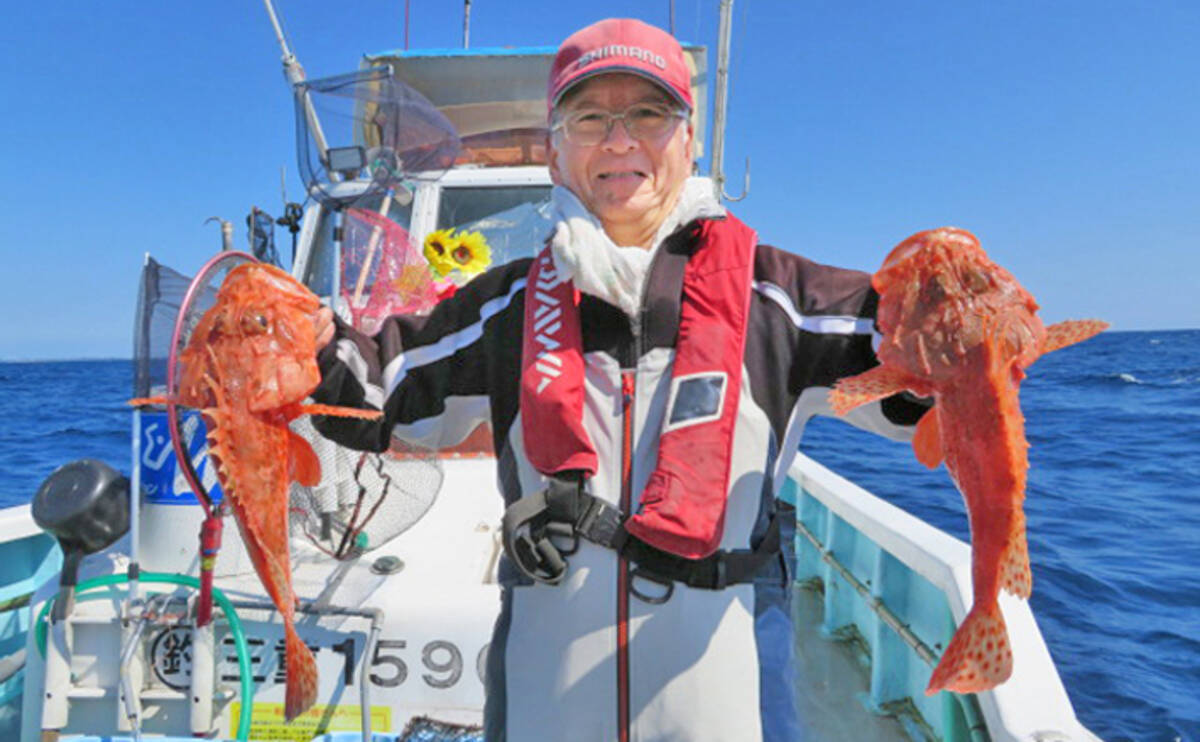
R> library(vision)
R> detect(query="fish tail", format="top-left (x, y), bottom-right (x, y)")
top-left (1000, 507), bottom-right (1033, 598)
top-left (926, 602), bottom-right (1013, 695)
top-left (283, 623), bottom-right (318, 722)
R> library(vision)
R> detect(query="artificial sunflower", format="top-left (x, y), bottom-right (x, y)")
top-left (450, 230), bottom-right (492, 277)
top-left (423, 228), bottom-right (459, 278)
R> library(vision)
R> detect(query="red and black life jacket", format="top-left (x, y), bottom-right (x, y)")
top-left (514, 214), bottom-right (778, 573)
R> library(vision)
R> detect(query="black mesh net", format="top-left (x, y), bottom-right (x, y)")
top-left (399, 716), bottom-right (484, 742)
top-left (132, 256), bottom-right (191, 400)
top-left (288, 418), bottom-right (441, 559)
top-left (247, 207), bottom-right (281, 267)
top-left (295, 66), bottom-right (460, 207)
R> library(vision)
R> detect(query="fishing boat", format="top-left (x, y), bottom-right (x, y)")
top-left (0, 4), bottom-right (1102, 741)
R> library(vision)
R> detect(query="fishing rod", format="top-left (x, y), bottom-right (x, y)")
top-left (262, 0), bottom-right (332, 167)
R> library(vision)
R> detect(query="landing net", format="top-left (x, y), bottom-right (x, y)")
top-left (132, 254), bottom-right (443, 561)
top-left (288, 417), bottom-right (441, 559)
top-left (133, 252), bottom-right (257, 513)
top-left (295, 66), bottom-right (460, 208)
top-left (340, 202), bottom-right (441, 335)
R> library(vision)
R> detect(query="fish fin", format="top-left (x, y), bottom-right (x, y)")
top-left (1042, 319), bottom-right (1108, 354)
top-left (912, 407), bottom-right (944, 469)
top-left (283, 624), bottom-right (319, 722)
top-left (288, 430), bottom-right (322, 487)
top-left (128, 396), bottom-right (169, 407)
top-left (829, 364), bottom-right (917, 416)
top-left (298, 403), bottom-right (384, 420)
top-left (925, 602), bottom-right (1013, 695)
top-left (1000, 508), bottom-right (1033, 598)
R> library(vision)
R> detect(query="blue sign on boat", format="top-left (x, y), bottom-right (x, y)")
top-left (138, 410), bottom-right (224, 505)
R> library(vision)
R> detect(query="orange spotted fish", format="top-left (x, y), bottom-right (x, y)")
top-left (829, 228), bottom-right (1106, 695)
top-left (132, 262), bottom-right (379, 720)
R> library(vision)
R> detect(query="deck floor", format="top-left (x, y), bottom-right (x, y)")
top-left (793, 585), bottom-right (911, 741)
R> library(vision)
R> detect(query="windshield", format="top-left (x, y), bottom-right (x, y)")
top-left (434, 185), bottom-right (553, 267)
top-left (300, 190), bottom-right (415, 298)
top-left (301, 183), bottom-right (554, 307)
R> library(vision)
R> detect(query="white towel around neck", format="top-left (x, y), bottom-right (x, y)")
top-left (548, 179), bottom-right (725, 318)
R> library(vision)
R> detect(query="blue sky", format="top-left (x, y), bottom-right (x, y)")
top-left (2, 1), bottom-right (1196, 360)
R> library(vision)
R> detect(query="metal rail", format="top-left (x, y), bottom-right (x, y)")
top-left (795, 518), bottom-right (991, 741)
top-left (227, 598), bottom-right (384, 742)
top-left (710, 0), bottom-right (749, 201)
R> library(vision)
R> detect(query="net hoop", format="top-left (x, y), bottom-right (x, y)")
top-left (165, 250), bottom-right (257, 516)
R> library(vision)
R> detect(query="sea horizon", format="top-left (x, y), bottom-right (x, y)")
top-left (2, 326), bottom-right (1197, 365)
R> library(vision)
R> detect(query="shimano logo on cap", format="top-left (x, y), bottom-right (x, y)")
top-left (575, 45), bottom-right (667, 70)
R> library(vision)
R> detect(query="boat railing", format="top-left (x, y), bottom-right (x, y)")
top-left (784, 453), bottom-right (1099, 742)
top-left (0, 506), bottom-right (62, 740)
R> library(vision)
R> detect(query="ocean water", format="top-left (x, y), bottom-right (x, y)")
top-left (1, 330), bottom-right (1197, 741)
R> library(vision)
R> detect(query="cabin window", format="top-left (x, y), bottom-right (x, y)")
top-left (435, 185), bottom-right (553, 264)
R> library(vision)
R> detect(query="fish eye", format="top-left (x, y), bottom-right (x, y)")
top-left (241, 313), bottom-right (270, 334)
top-left (964, 268), bottom-right (990, 293)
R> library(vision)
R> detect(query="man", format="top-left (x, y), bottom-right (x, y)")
top-left (313, 18), bottom-right (927, 742)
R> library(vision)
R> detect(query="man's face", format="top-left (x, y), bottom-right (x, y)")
top-left (548, 74), bottom-right (693, 241)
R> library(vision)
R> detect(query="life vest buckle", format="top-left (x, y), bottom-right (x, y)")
top-left (501, 476), bottom-right (781, 592)
top-left (629, 566), bottom-right (675, 604)
top-left (501, 475), bottom-right (621, 585)
top-left (503, 487), bottom-right (568, 585)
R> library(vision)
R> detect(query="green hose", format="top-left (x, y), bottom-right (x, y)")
top-left (34, 571), bottom-right (254, 741)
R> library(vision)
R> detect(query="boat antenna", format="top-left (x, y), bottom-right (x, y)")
top-left (262, 0), bottom-right (333, 166)
top-left (669, 0), bottom-right (676, 36)
top-left (405, 0), bottom-right (411, 50)
top-left (711, 0), bottom-right (750, 202)
top-left (463, 0), bottom-right (472, 49)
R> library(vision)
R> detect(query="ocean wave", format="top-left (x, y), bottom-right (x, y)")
top-left (33, 426), bottom-right (126, 440)
top-left (1050, 370), bottom-right (1200, 390)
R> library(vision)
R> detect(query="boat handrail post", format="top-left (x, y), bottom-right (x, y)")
top-left (41, 618), bottom-right (71, 737)
top-left (359, 607), bottom-right (384, 742)
top-left (463, 0), bottom-right (472, 49)
top-left (190, 619), bottom-right (217, 735)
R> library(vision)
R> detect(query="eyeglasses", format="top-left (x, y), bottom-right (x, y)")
top-left (552, 103), bottom-right (687, 146)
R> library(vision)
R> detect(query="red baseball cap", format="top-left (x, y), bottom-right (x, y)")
top-left (548, 18), bottom-right (693, 112)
